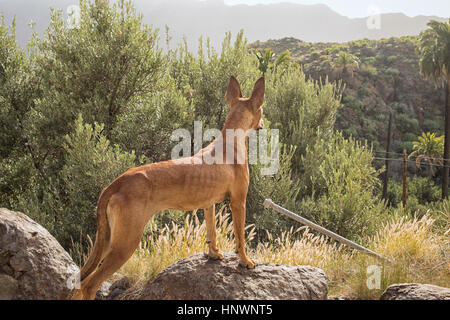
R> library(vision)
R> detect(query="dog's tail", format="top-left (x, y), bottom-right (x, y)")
top-left (79, 186), bottom-right (115, 281)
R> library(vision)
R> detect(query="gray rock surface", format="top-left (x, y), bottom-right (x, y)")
top-left (107, 275), bottom-right (132, 300)
top-left (131, 252), bottom-right (328, 300)
top-left (0, 208), bottom-right (79, 300)
top-left (95, 281), bottom-right (112, 300)
top-left (0, 274), bottom-right (18, 300)
top-left (380, 283), bottom-right (450, 300)
top-left (93, 275), bottom-right (132, 300)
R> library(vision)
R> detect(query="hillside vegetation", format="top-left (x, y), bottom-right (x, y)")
top-left (250, 37), bottom-right (445, 154)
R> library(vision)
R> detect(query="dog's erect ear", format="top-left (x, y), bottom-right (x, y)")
top-left (225, 76), bottom-right (242, 105)
top-left (251, 77), bottom-right (265, 109)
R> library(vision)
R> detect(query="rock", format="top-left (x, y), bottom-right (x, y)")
top-left (328, 295), bottom-right (350, 300)
top-left (132, 252), bottom-right (328, 300)
top-left (0, 274), bottom-right (18, 299)
top-left (95, 281), bottom-right (112, 300)
top-left (107, 276), bottom-right (132, 300)
top-left (0, 208), bottom-right (79, 300)
top-left (380, 283), bottom-right (450, 300)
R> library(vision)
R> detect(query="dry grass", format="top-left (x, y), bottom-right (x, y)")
top-left (368, 213), bottom-right (449, 296)
top-left (319, 211), bottom-right (449, 299)
top-left (73, 205), bottom-right (449, 299)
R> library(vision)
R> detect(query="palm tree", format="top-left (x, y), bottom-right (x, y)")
top-left (333, 52), bottom-right (360, 78)
top-left (409, 132), bottom-right (444, 177)
top-left (418, 19), bottom-right (450, 198)
top-left (273, 50), bottom-right (291, 74)
top-left (255, 48), bottom-right (291, 76)
top-left (255, 48), bottom-right (275, 76)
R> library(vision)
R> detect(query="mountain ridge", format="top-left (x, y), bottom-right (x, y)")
top-left (1, 0), bottom-right (447, 49)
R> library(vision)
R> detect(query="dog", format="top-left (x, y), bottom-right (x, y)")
top-left (71, 76), bottom-right (265, 299)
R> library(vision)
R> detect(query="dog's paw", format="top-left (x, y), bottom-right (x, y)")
top-left (239, 257), bottom-right (256, 269)
top-left (208, 249), bottom-right (224, 260)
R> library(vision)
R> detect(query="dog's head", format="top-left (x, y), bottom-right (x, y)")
top-left (225, 76), bottom-right (265, 131)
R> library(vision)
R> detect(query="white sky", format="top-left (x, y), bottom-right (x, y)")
top-left (223, 0), bottom-right (450, 18)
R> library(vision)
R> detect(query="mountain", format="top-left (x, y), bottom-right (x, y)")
top-left (249, 37), bottom-right (446, 158)
top-left (1, 0), bottom-right (448, 50)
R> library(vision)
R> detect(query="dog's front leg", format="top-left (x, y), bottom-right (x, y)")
top-left (230, 197), bottom-right (255, 269)
top-left (204, 204), bottom-right (224, 260)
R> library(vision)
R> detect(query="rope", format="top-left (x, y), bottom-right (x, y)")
top-left (372, 157), bottom-right (450, 169)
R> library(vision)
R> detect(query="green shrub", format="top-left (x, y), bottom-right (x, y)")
top-left (113, 78), bottom-right (193, 163)
top-left (264, 66), bottom-right (342, 175)
top-left (311, 51), bottom-right (320, 59)
top-left (59, 115), bottom-right (139, 246)
top-left (423, 117), bottom-right (444, 134)
top-left (387, 176), bottom-right (441, 211)
top-left (247, 145), bottom-right (301, 241)
top-left (298, 132), bottom-right (386, 242)
top-left (386, 55), bottom-right (398, 65)
top-left (18, 115), bottom-right (139, 248)
top-left (394, 113), bottom-right (420, 134)
top-left (385, 68), bottom-right (400, 77)
top-left (0, 17), bottom-right (38, 207)
top-left (170, 31), bottom-right (259, 130)
top-left (358, 87), bottom-right (371, 97)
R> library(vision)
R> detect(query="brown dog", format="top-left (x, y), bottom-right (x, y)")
top-left (71, 76), bottom-right (265, 300)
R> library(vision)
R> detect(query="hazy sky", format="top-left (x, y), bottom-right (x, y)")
top-left (224, 0), bottom-right (450, 18)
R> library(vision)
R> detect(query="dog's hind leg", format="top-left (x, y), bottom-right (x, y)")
top-left (78, 195), bottom-right (149, 300)
top-left (204, 204), bottom-right (223, 260)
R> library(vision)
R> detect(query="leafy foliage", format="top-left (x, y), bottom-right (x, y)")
top-left (255, 48), bottom-right (275, 76)
top-left (247, 145), bottom-right (301, 239)
top-left (169, 31), bottom-right (258, 130)
top-left (58, 115), bottom-right (138, 244)
top-left (264, 66), bottom-right (342, 176)
top-left (250, 36), bottom-right (445, 159)
top-left (1, 0), bottom-right (164, 247)
top-left (254, 47), bottom-right (291, 76)
top-left (1, 1), bottom-right (446, 273)
top-left (332, 51), bottom-right (360, 77)
top-left (298, 132), bottom-right (386, 241)
top-left (387, 176), bottom-right (441, 213)
top-left (409, 132), bottom-right (444, 176)
top-left (417, 19), bottom-right (450, 86)
top-left (417, 18), bottom-right (450, 198)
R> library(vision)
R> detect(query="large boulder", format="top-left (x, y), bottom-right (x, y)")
top-left (0, 274), bottom-right (18, 299)
top-left (128, 252), bottom-right (328, 300)
top-left (0, 208), bottom-right (79, 300)
top-left (380, 283), bottom-right (450, 300)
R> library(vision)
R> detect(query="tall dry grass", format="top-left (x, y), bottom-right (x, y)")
top-left (119, 205), bottom-right (256, 286)
top-left (70, 204), bottom-right (449, 299)
top-left (116, 205), bottom-right (449, 299)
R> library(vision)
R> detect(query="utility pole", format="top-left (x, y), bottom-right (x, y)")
top-left (382, 112), bottom-right (393, 200)
top-left (402, 149), bottom-right (407, 210)
top-left (443, 81), bottom-right (450, 199)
